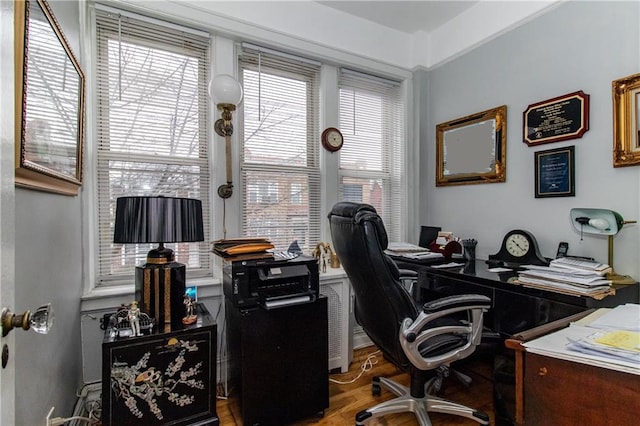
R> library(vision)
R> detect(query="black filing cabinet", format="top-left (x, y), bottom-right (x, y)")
top-left (225, 296), bottom-right (329, 425)
top-left (102, 303), bottom-right (218, 426)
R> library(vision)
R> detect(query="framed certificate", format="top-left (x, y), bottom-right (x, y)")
top-left (523, 91), bottom-right (589, 147)
top-left (535, 146), bottom-right (575, 198)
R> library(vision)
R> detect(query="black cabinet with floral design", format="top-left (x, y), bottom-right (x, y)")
top-left (102, 303), bottom-right (218, 426)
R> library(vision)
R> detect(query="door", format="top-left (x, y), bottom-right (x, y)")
top-left (1, 0), bottom-right (16, 423)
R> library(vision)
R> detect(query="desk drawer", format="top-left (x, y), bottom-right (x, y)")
top-left (525, 352), bottom-right (639, 425)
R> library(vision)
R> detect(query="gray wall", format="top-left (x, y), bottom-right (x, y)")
top-left (14, 1), bottom-right (84, 424)
top-left (420, 1), bottom-right (640, 281)
top-left (11, 2), bottom-right (640, 423)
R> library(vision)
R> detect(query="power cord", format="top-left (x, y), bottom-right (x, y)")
top-left (329, 349), bottom-right (380, 385)
top-left (46, 407), bottom-right (97, 426)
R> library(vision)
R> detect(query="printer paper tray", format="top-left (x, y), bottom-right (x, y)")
top-left (260, 293), bottom-right (316, 309)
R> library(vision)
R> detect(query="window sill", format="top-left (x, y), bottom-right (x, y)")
top-left (81, 276), bottom-right (222, 313)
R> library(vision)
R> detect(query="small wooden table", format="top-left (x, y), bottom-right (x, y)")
top-left (505, 309), bottom-right (640, 425)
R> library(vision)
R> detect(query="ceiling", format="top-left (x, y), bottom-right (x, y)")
top-left (316, 1), bottom-right (478, 34)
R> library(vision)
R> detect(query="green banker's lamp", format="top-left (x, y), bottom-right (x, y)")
top-left (569, 208), bottom-right (637, 284)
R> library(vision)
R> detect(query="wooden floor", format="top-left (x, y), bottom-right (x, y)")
top-left (216, 346), bottom-right (497, 425)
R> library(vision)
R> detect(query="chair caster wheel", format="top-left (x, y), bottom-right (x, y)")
top-left (372, 382), bottom-right (381, 396)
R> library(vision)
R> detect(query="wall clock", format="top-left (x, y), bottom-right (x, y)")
top-left (487, 229), bottom-right (549, 267)
top-left (321, 127), bottom-right (344, 152)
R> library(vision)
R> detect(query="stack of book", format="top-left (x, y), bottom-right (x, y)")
top-left (212, 237), bottom-right (275, 261)
top-left (516, 257), bottom-right (614, 298)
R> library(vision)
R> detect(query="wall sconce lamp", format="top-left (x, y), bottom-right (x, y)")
top-left (1, 303), bottom-right (54, 337)
top-left (209, 74), bottom-right (243, 199)
top-left (570, 208), bottom-right (637, 284)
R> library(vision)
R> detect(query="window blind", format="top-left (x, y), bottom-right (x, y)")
top-left (238, 45), bottom-right (321, 252)
top-left (94, 7), bottom-right (211, 285)
top-left (338, 69), bottom-right (405, 242)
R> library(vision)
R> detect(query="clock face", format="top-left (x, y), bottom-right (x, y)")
top-left (327, 130), bottom-right (342, 147)
top-left (505, 233), bottom-right (530, 257)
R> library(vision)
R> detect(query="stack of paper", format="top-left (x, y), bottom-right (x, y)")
top-left (385, 242), bottom-right (431, 254)
top-left (385, 242), bottom-right (444, 260)
top-left (212, 237), bottom-right (275, 260)
top-left (567, 329), bottom-right (640, 363)
top-left (548, 257), bottom-right (612, 276)
top-left (524, 304), bottom-right (640, 373)
top-left (515, 261), bottom-right (613, 298)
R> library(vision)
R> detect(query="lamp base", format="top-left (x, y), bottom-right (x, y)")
top-left (606, 272), bottom-right (636, 285)
top-left (135, 262), bottom-right (186, 333)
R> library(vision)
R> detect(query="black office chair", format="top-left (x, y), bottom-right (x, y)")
top-left (328, 202), bottom-right (491, 426)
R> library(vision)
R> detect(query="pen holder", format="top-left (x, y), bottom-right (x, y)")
top-left (462, 239), bottom-right (477, 262)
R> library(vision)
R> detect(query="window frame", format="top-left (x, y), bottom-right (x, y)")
top-left (89, 5), bottom-right (213, 289)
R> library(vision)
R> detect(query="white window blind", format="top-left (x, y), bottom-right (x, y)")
top-left (94, 7), bottom-right (211, 285)
top-left (338, 69), bottom-right (405, 242)
top-left (238, 45), bottom-right (321, 251)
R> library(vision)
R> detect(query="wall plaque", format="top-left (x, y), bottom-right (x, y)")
top-left (535, 146), bottom-right (575, 198)
top-left (523, 91), bottom-right (589, 146)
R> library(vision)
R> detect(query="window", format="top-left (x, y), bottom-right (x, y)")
top-left (94, 7), bottom-right (211, 285)
top-left (339, 69), bottom-right (405, 241)
top-left (238, 44), bottom-right (321, 251)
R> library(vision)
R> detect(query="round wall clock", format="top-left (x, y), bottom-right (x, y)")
top-left (321, 127), bottom-right (344, 152)
top-left (487, 229), bottom-right (549, 267)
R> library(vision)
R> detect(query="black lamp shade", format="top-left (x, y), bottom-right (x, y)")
top-left (113, 196), bottom-right (204, 244)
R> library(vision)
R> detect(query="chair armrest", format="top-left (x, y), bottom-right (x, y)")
top-left (422, 294), bottom-right (490, 314)
top-left (400, 294), bottom-right (490, 370)
top-left (398, 269), bottom-right (418, 280)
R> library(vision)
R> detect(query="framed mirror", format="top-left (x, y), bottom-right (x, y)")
top-left (612, 72), bottom-right (640, 168)
top-left (436, 105), bottom-right (507, 187)
top-left (15, 0), bottom-right (85, 195)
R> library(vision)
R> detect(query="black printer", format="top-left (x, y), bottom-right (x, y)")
top-left (222, 254), bottom-right (319, 310)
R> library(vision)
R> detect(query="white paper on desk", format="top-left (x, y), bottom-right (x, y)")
top-left (588, 303), bottom-right (640, 332)
top-left (524, 325), bottom-right (640, 374)
top-left (487, 267), bottom-right (513, 272)
top-left (430, 262), bottom-right (464, 269)
top-left (385, 242), bottom-right (430, 253)
top-left (402, 252), bottom-right (443, 260)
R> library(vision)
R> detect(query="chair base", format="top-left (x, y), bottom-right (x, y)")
top-left (355, 376), bottom-right (490, 426)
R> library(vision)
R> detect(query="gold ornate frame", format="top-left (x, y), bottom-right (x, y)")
top-left (15, 0), bottom-right (85, 195)
top-left (612, 72), bottom-right (640, 167)
top-left (436, 105), bottom-right (507, 187)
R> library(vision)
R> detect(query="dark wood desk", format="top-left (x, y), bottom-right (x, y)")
top-left (392, 257), bottom-right (639, 425)
top-left (392, 257), bottom-right (639, 337)
top-left (505, 311), bottom-right (640, 426)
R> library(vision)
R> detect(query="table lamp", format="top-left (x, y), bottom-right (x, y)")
top-left (114, 196), bottom-right (204, 332)
top-left (569, 208), bottom-right (636, 284)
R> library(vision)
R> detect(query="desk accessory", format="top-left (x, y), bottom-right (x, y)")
top-left (569, 208), bottom-right (636, 284)
top-left (428, 240), bottom-right (462, 261)
top-left (462, 239), bottom-right (477, 262)
top-left (488, 229), bottom-right (548, 267)
top-left (114, 196), bottom-right (204, 332)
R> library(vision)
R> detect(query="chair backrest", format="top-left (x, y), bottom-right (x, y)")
top-left (328, 202), bottom-right (418, 370)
